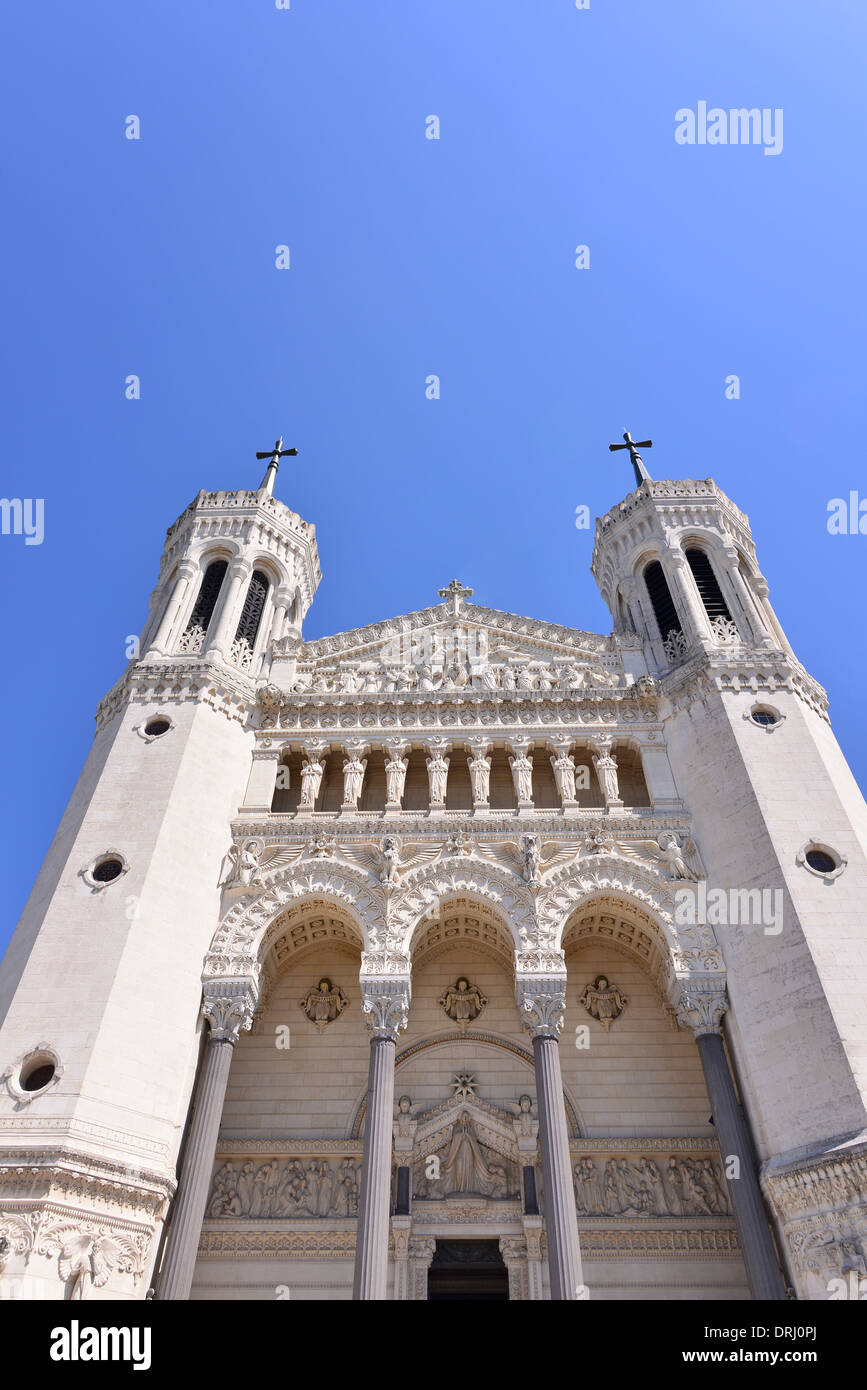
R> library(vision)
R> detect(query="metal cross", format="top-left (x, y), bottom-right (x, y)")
top-left (256, 435), bottom-right (299, 493)
top-left (608, 430), bottom-right (652, 487)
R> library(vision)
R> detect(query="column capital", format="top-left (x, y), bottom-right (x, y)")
top-left (202, 980), bottom-right (258, 1044)
top-left (516, 976), bottom-right (568, 1040)
top-left (675, 980), bottom-right (728, 1037)
top-left (360, 978), bottom-right (411, 1042)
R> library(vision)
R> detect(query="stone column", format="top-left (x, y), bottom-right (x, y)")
top-left (352, 977), bottom-right (410, 1300)
top-left (145, 559), bottom-right (198, 657)
top-left (718, 548), bottom-right (768, 646)
top-left (267, 586), bottom-right (293, 648)
top-left (677, 985), bottom-right (786, 1301)
top-left (663, 551), bottom-right (713, 647)
top-left (518, 978), bottom-right (583, 1300)
top-left (204, 559), bottom-right (250, 659)
top-left (157, 983), bottom-right (256, 1301)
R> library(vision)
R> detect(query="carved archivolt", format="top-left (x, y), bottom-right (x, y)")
top-left (202, 847), bottom-right (726, 1027)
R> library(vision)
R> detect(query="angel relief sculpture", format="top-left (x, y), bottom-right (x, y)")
top-left (579, 975), bottom-right (629, 1032)
top-left (220, 838), bottom-right (304, 888)
top-left (440, 977), bottom-right (487, 1028)
top-left (300, 978), bottom-right (348, 1031)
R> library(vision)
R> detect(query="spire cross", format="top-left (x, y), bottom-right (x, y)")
top-left (608, 430), bottom-right (653, 487)
top-left (256, 435), bottom-right (299, 495)
top-left (438, 579), bottom-right (474, 614)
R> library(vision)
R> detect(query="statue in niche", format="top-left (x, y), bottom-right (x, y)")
top-left (509, 751), bottom-right (534, 803)
top-left (342, 754), bottom-right (367, 806)
top-left (300, 978), bottom-right (348, 1031)
top-left (426, 749), bottom-right (450, 803)
top-left (467, 750), bottom-right (492, 803)
top-left (579, 975), bottom-right (629, 1032)
top-left (299, 757), bottom-right (324, 808)
top-left (384, 753), bottom-right (409, 805)
top-left (550, 750), bottom-right (578, 803)
top-left (592, 748), bottom-right (621, 803)
top-left (440, 977), bottom-right (487, 1028)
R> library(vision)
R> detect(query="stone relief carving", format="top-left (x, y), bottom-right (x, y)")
top-left (299, 978), bottom-right (348, 1031)
top-left (573, 1155), bottom-right (730, 1218)
top-left (208, 1159), bottom-right (361, 1219)
top-left (579, 975), bottom-right (629, 1031)
top-left (439, 977), bottom-right (487, 1028)
top-left (412, 1114), bottom-right (520, 1201)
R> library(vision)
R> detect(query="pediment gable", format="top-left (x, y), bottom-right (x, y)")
top-left (293, 599), bottom-right (613, 672)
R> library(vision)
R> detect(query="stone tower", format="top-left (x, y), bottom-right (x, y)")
top-left (592, 475), bottom-right (867, 1296)
top-left (0, 472), bottom-right (320, 1299)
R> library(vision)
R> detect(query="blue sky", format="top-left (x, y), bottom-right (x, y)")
top-left (2, 1), bottom-right (866, 949)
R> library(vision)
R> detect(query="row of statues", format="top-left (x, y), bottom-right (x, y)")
top-left (209, 1158), bottom-right (361, 1219)
top-left (287, 662), bottom-right (622, 696)
top-left (287, 745), bottom-right (623, 811)
top-left (573, 1155), bottom-right (731, 1217)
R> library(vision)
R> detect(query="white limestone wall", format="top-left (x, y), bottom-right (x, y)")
top-left (0, 696), bottom-right (252, 1175)
top-left (661, 685), bottom-right (867, 1159)
top-left (562, 947), bottom-right (712, 1136)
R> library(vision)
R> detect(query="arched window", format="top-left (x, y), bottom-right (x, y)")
top-left (186, 559), bottom-right (228, 635)
top-left (235, 570), bottom-right (270, 648)
top-left (684, 548), bottom-right (732, 624)
top-left (643, 561), bottom-right (682, 641)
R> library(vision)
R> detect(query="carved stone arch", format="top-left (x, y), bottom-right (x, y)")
top-left (204, 864), bottom-right (385, 983)
top-left (389, 860), bottom-right (537, 957)
top-left (538, 858), bottom-right (679, 949)
top-left (249, 902), bottom-right (366, 1027)
top-left (550, 877), bottom-right (726, 1008)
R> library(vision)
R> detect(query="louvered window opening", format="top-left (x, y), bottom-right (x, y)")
top-left (235, 570), bottom-right (269, 647)
top-left (186, 559), bottom-right (228, 633)
top-left (644, 561), bottom-right (682, 640)
top-left (685, 549), bottom-right (732, 623)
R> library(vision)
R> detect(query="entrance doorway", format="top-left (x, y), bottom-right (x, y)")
top-left (427, 1239), bottom-right (509, 1301)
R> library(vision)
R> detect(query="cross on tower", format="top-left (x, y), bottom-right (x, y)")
top-left (608, 430), bottom-right (653, 487)
top-left (256, 435), bottom-right (299, 495)
top-left (438, 579), bottom-right (474, 614)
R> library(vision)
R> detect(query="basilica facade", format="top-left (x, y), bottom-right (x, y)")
top-left (1, 458), bottom-right (866, 1301)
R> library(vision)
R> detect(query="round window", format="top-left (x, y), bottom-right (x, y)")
top-left (21, 1061), bottom-right (55, 1092)
top-left (805, 849), bottom-right (836, 875)
top-left (144, 718), bottom-right (171, 738)
top-left (92, 858), bottom-right (124, 884)
top-left (751, 708), bottom-right (778, 727)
